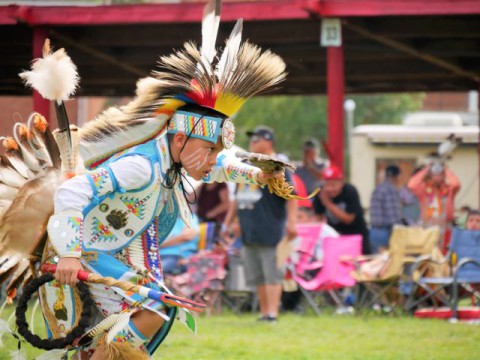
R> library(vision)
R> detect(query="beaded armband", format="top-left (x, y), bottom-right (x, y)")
top-left (47, 211), bottom-right (84, 258)
top-left (223, 161), bottom-right (260, 184)
top-left (205, 152), bottom-right (260, 185)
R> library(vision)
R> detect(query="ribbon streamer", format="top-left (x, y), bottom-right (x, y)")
top-left (41, 264), bottom-right (206, 313)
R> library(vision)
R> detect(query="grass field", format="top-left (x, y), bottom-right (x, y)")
top-left (1, 307), bottom-right (479, 360)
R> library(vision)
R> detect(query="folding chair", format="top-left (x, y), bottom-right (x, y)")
top-left (289, 229), bottom-right (362, 315)
top-left (222, 254), bottom-right (257, 314)
top-left (171, 252), bottom-right (227, 315)
top-left (353, 226), bottom-right (440, 312)
top-left (406, 228), bottom-right (480, 320)
top-left (169, 222), bottom-right (227, 314)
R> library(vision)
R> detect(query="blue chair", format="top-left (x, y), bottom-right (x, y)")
top-left (406, 228), bottom-right (480, 319)
top-left (450, 228), bottom-right (480, 319)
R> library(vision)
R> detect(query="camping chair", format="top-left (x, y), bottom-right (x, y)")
top-left (289, 229), bottom-right (362, 315)
top-left (406, 228), bottom-right (480, 320)
top-left (222, 254), bottom-right (257, 314)
top-left (352, 226), bottom-right (440, 312)
top-left (169, 221), bottom-right (227, 314)
top-left (172, 251), bottom-right (227, 315)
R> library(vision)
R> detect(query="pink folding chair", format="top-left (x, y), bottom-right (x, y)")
top-left (289, 233), bottom-right (362, 315)
top-left (290, 223), bottom-right (324, 276)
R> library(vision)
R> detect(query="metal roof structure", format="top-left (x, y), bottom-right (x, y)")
top-left (1, 0), bottom-right (480, 97)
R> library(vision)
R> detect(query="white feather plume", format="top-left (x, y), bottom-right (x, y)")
top-left (106, 310), bottom-right (135, 344)
top-left (19, 39), bottom-right (79, 105)
top-left (201, 0), bottom-right (221, 64)
top-left (437, 133), bottom-right (461, 158)
top-left (215, 19), bottom-right (243, 82)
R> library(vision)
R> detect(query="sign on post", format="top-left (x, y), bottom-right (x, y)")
top-left (321, 18), bottom-right (342, 47)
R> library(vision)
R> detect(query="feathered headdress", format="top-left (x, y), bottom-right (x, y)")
top-left (79, 0), bottom-right (286, 169)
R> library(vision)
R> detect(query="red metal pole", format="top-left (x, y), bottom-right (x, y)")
top-left (327, 44), bottom-right (345, 172)
top-left (478, 82), bottom-right (480, 208)
top-left (32, 27), bottom-right (50, 121)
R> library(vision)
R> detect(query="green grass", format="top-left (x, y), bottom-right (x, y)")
top-left (1, 308), bottom-right (479, 359)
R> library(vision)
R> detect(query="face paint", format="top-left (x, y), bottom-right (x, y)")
top-left (182, 147), bottom-right (210, 170)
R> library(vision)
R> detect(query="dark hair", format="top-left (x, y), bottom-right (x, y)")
top-left (298, 206), bottom-right (314, 215)
top-left (385, 165), bottom-right (400, 177)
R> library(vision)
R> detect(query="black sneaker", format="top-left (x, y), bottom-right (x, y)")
top-left (267, 316), bottom-right (278, 323)
top-left (257, 315), bottom-right (269, 322)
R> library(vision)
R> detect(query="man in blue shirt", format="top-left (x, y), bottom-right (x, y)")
top-left (224, 126), bottom-right (297, 322)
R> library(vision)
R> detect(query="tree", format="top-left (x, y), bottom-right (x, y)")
top-left (234, 93), bottom-right (424, 160)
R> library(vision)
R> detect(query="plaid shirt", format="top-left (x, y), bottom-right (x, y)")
top-left (370, 180), bottom-right (402, 227)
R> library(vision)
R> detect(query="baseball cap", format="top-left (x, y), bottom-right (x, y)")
top-left (303, 138), bottom-right (320, 150)
top-left (246, 126), bottom-right (275, 142)
top-left (322, 165), bottom-right (344, 180)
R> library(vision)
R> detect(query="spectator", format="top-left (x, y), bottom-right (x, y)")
top-left (369, 165), bottom-right (403, 254)
top-left (313, 165), bottom-right (370, 254)
top-left (224, 125), bottom-right (297, 322)
top-left (296, 139), bottom-right (325, 195)
top-left (465, 209), bottom-right (480, 231)
top-left (196, 182), bottom-right (230, 224)
top-left (408, 162), bottom-right (460, 251)
top-left (296, 206), bottom-right (316, 223)
top-left (456, 205), bottom-right (472, 229)
top-left (160, 215), bottom-right (200, 275)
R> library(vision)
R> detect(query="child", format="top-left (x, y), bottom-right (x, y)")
top-left (466, 209), bottom-right (480, 230)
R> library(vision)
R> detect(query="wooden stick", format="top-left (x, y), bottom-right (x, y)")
top-left (41, 264), bottom-right (206, 312)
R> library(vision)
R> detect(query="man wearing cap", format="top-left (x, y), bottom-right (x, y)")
top-left (224, 125), bottom-right (297, 322)
top-left (313, 165), bottom-right (370, 254)
top-left (369, 165), bottom-right (403, 254)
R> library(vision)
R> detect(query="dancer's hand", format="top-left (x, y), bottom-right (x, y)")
top-left (257, 170), bottom-right (284, 184)
top-left (55, 257), bottom-right (83, 285)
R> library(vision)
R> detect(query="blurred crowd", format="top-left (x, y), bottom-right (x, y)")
top-left (155, 124), bottom-right (478, 320)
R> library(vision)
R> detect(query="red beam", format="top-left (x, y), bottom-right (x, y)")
top-left (0, 5), bottom-right (16, 24)
top-left (326, 45), bottom-right (344, 172)
top-left (1, 1), bottom-right (310, 26)
top-left (309, 0), bottom-right (480, 17)
top-left (2, 0), bottom-right (480, 26)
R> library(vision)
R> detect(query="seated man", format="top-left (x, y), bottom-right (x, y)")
top-left (160, 215), bottom-right (200, 275)
top-left (313, 165), bottom-right (370, 254)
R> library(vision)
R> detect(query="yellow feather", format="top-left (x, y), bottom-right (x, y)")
top-left (214, 92), bottom-right (245, 117)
